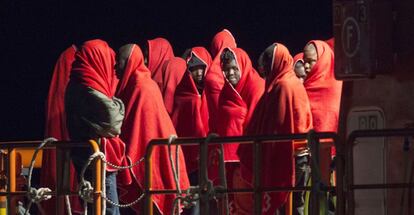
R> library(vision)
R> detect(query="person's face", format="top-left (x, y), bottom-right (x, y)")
top-left (294, 61), bottom-right (306, 83)
top-left (222, 59), bottom-right (241, 87)
top-left (143, 44), bottom-right (149, 66)
top-left (262, 55), bottom-right (272, 78)
top-left (303, 44), bottom-right (318, 77)
top-left (115, 52), bottom-right (128, 79)
top-left (189, 65), bottom-right (206, 85)
top-left (257, 53), bottom-right (266, 78)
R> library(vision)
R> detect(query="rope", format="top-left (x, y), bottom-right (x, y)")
top-left (65, 195), bottom-right (73, 215)
top-left (167, 135), bottom-right (183, 214)
top-left (25, 137), bottom-right (57, 215)
top-left (19, 137), bottom-right (145, 215)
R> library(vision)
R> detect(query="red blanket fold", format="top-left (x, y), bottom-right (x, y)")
top-left (325, 37), bottom-right (335, 51)
top-left (147, 38), bottom-right (175, 91)
top-left (210, 29), bottom-right (237, 58)
top-left (161, 57), bottom-right (187, 115)
top-left (293, 52), bottom-right (303, 64)
top-left (116, 44), bottom-right (189, 214)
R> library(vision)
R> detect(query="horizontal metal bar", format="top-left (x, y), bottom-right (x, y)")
top-left (351, 183), bottom-right (414, 190)
top-left (0, 191), bottom-right (79, 196)
top-left (0, 191), bottom-right (55, 196)
top-left (148, 186), bottom-right (336, 195)
top-left (0, 191), bottom-right (29, 196)
top-left (0, 141), bottom-right (93, 149)
top-left (148, 132), bottom-right (337, 146)
top-left (149, 189), bottom-right (178, 194)
top-left (218, 186), bottom-right (336, 193)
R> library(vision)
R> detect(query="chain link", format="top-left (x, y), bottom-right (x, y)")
top-left (103, 193), bottom-right (145, 208)
top-left (87, 152), bottom-right (144, 170)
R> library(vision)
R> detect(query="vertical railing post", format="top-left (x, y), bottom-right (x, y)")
top-left (56, 147), bottom-right (63, 215)
top-left (253, 140), bottom-right (262, 215)
top-left (199, 138), bottom-right (210, 215)
top-left (88, 140), bottom-right (102, 215)
top-left (335, 135), bottom-right (345, 215)
top-left (144, 143), bottom-right (154, 215)
top-left (285, 193), bottom-right (292, 215)
top-left (0, 151), bottom-right (6, 215)
top-left (56, 143), bottom-right (72, 215)
top-left (309, 132), bottom-right (321, 215)
top-left (347, 136), bottom-right (355, 215)
top-left (7, 148), bottom-right (16, 215)
top-left (218, 144), bottom-right (229, 215)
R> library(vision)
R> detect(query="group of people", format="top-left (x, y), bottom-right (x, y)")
top-left (40, 29), bottom-right (342, 215)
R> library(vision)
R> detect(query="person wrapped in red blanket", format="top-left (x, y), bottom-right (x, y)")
top-left (115, 44), bottom-right (189, 214)
top-left (210, 47), bottom-right (264, 214)
top-left (205, 29), bottom-right (237, 133)
top-left (65, 39), bottom-right (130, 215)
top-left (41, 45), bottom-right (82, 214)
top-left (171, 47), bottom-right (212, 174)
top-left (238, 43), bottom-right (313, 215)
top-left (293, 53), bottom-right (306, 82)
top-left (303, 40), bottom-right (342, 183)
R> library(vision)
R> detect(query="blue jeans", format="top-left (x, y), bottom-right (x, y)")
top-left (71, 147), bottom-right (120, 215)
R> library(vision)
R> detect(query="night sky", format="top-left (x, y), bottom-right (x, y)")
top-left (0, 0), bottom-right (332, 140)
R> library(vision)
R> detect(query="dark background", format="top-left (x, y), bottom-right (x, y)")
top-left (0, 0), bottom-right (332, 140)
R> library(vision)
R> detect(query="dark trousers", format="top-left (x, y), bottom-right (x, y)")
top-left (71, 147), bottom-right (120, 215)
top-left (183, 170), bottom-right (199, 215)
top-left (293, 154), bottom-right (310, 215)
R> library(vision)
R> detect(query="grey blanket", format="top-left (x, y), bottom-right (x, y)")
top-left (65, 81), bottom-right (125, 141)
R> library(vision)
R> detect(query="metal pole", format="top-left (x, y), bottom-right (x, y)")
top-left (7, 149), bottom-right (16, 215)
top-left (56, 143), bottom-right (72, 215)
top-left (218, 145), bottom-right (229, 215)
top-left (344, 129), bottom-right (414, 215)
top-left (144, 143), bottom-right (154, 215)
top-left (309, 132), bottom-right (321, 215)
top-left (335, 133), bottom-right (346, 215)
top-left (0, 151), bottom-right (6, 215)
top-left (253, 141), bottom-right (262, 215)
top-left (199, 138), bottom-right (210, 215)
top-left (89, 140), bottom-right (102, 215)
top-left (56, 147), bottom-right (63, 215)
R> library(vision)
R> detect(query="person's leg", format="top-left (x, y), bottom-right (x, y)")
top-left (293, 154), bottom-right (310, 215)
top-left (72, 152), bottom-right (121, 214)
top-left (105, 172), bottom-right (120, 215)
top-left (186, 170), bottom-right (199, 215)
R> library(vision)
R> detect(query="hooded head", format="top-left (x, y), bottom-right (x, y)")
top-left (210, 29), bottom-right (237, 57)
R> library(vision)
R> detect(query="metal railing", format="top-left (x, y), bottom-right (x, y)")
top-left (144, 131), bottom-right (339, 215)
top-left (0, 139), bottom-right (104, 215)
top-left (344, 128), bottom-right (414, 215)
